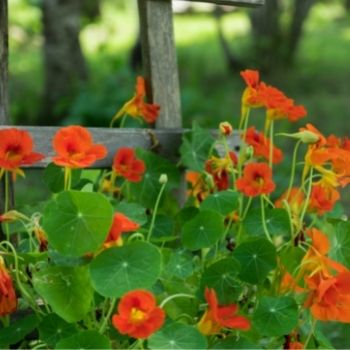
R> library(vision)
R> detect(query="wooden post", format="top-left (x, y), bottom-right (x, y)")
top-left (137, 0), bottom-right (182, 129)
top-left (179, 0), bottom-right (263, 6)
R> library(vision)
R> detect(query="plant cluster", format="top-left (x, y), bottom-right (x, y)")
top-left (0, 72), bottom-right (350, 349)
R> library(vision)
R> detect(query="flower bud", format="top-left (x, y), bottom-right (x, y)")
top-left (278, 131), bottom-right (319, 144)
top-left (159, 174), bottom-right (168, 184)
top-left (219, 122), bottom-right (233, 136)
top-left (0, 210), bottom-right (27, 223)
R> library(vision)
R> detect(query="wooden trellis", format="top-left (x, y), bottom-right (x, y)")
top-left (0, 0), bottom-right (263, 211)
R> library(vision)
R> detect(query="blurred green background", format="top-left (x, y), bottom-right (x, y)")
top-left (9, 0), bottom-right (350, 134)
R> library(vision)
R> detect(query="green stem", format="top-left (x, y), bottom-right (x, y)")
top-left (298, 167), bottom-right (314, 235)
top-left (268, 120), bottom-right (274, 171)
top-left (260, 196), bottom-right (272, 242)
top-left (286, 140), bottom-right (302, 200)
top-left (304, 319), bottom-right (317, 348)
top-left (147, 181), bottom-right (167, 242)
top-left (4, 171), bottom-right (10, 241)
top-left (159, 293), bottom-right (195, 308)
top-left (0, 241), bottom-right (44, 318)
top-left (64, 167), bottom-right (72, 191)
top-left (99, 298), bottom-right (117, 334)
top-left (119, 114), bottom-right (128, 128)
top-left (241, 197), bottom-right (252, 221)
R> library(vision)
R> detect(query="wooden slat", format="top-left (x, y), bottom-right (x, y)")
top-left (0, 0), bottom-right (8, 125)
top-left (0, 126), bottom-right (185, 168)
top-left (177, 0), bottom-right (264, 6)
top-left (138, 0), bottom-right (182, 129)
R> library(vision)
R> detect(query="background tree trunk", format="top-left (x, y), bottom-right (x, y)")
top-left (39, 0), bottom-right (87, 125)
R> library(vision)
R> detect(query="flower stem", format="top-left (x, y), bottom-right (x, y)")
top-left (298, 167), bottom-right (314, 235)
top-left (286, 140), bottom-right (302, 200)
top-left (147, 181), bottom-right (167, 242)
top-left (260, 196), bottom-right (272, 242)
top-left (160, 293), bottom-right (195, 308)
top-left (99, 298), bottom-right (117, 334)
top-left (64, 167), bottom-right (72, 191)
top-left (268, 120), bottom-right (274, 171)
top-left (4, 171), bottom-right (10, 241)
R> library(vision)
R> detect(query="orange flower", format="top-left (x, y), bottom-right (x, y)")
top-left (287, 341), bottom-right (304, 350)
top-left (104, 213), bottom-right (140, 248)
top-left (198, 288), bottom-right (250, 335)
top-left (275, 187), bottom-right (304, 215)
top-left (240, 70), bottom-right (265, 108)
top-left (236, 163), bottom-right (275, 197)
top-left (111, 77), bottom-right (160, 125)
top-left (244, 126), bottom-right (283, 164)
top-left (112, 148), bottom-right (145, 182)
top-left (0, 128), bottom-right (44, 179)
top-left (308, 183), bottom-right (340, 216)
top-left (0, 257), bottom-right (17, 316)
top-left (112, 289), bottom-right (165, 339)
top-left (52, 126), bottom-right (107, 168)
top-left (186, 171), bottom-right (211, 206)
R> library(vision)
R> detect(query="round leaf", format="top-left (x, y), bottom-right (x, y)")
top-left (90, 241), bottom-right (162, 297)
top-left (253, 296), bottom-right (298, 337)
top-left (149, 322), bottom-right (207, 350)
top-left (233, 238), bottom-right (277, 284)
top-left (329, 221), bottom-right (350, 268)
top-left (33, 266), bottom-right (94, 323)
top-left (200, 190), bottom-right (239, 215)
top-left (55, 331), bottom-right (110, 349)
top-left (114, 201), bottom-right (148, 225)
top-left (43, 190), bottom-right (113, 256)
top-left (201, 258), bottom-right (241, 303)
top-left (164, 250), bottom-right (194, 279)
top-left (182, 210), bottom-right (225, 250)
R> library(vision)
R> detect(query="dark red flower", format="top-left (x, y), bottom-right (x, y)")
top-left (112, 148), bottom-right (145, 182)
top-left (0, 258), bottom-right (17, 316)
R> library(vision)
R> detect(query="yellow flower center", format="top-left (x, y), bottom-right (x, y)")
top-left (130, 308), bottom-right (146, 323)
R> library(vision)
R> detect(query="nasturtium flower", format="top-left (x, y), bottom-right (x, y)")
top-left (52, 126), bottom-right (107, 168)
top-left (236, 162), bottom-right (275, 197)
top-left (240, 69), bottom-right (265, 108)
top-left (308, 183), bottom-right (340, 216)
top-left (186, 171), bottom-right (212, 206)
top-left (0, 257), bottom-right (17, 317)
top-left (104, 212), bottom-right (140, 248)
top-left (112, 148), bottom-right (145, 182)
top-left (219, 121), bottom-right (233, 136)
top-left (244, 126), bottom-right (283, 164)
top-left (110, 77), bottom-right (160, 125)
top-left (198, 287), bottom-right (250, 335)
top-left (112, 289), bottom-right (165, 339)
top-left (0, 128), bottom-right (44, 179)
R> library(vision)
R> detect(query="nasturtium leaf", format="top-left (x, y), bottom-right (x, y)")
top-left (164, 250), bottom-right (194, 279)
top-left (182, 210), bottom-right (225, 250)
top-left (279, 245), bottom-right (305, 275)
top-left (201, 258), bottom-right (241, 303)
top-left (114, 201), bottom-right (148, 225)
top-left (55, 331), bottom-right (110, 349)
top-left (43, 163), bottom-right (82, 193)
top-left (32, 266), bottom-right (93, 323)
top-left (0, 315), bottom-right (39, 347)
top-left (128, 149), bottom-right (180, 208)
top-left (243, 208), bottom-right (291, 237)
top-left (253, 296), bottom-right (298, 337)
top-left (329, 220), bottom-right (350, 268)
top-left (90, 241), bottom-right (161, 297)
top-left (180, 122), bottom-right (214, 171)
top-left (176, 206), bottom-right (199, 227)
top-left (233, 238), bottom-right (277, 284)
top-left (200, 190), bottom-right (239, 215)
top-left (212, 336), bottom-right (261, 349)
top-left (149, 321), bottom-right (207, 350)
top-left (38, 314), bottom-right (77, 347)
top-left (42, 190), bottom-right (113, 256)
top-left (148, 215), bottom-right (176, 242)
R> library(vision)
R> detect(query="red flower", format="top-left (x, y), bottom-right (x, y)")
top-left (104, 213), bottom-right (140, 248)
top-left (0, 128), bottom-right (44, 179)
top-left (52, 126), bottom-right (107, 168)
top-left (0, 258), bottom-right (17, 317)
top-left (112, 148), bottom-right (145, 182)
top-left (308, 183), bottom-right (340, 216)
top-left (240, 70), bottom-right (265, 108)
top-left (112, 289), bottom-right (165, 339)
top-left (236, 163), bottom-right (275, 196)
top-left (186, 171), bottom-right (211, 206)
top-left (198, 287), bottom-right (250, 335)
top-left (244, 126), bottom-right (283, 164)
top-left (111, 77), bottom-right (160, 125)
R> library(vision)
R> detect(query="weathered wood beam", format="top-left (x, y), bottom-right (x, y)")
top-left (0, 127), bottom-right (185, 167)
top-left (138, 0), bottom-right (182, 128)
top-left (176, 0), bottom-right (264, 6)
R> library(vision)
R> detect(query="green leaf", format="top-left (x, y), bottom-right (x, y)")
top-left (43, 163), bottom-right (82, 193)
top-left (42, 190), bottom-right (113, 256)
top-left (243, 208), bottom-right (291, 238)
top-left (0, 315), bottom-right (39, 347)
top-left (180, 122), bottom-right (214, 171)
top-left (38, 314), bottom-right (77, 347)
top-left (233, 238), bottom-right (277, 284)
top-left (201, 258), bottom-right (241, 304)
top-left (279, 245), bottom-right (305, 275)
top-left (148, 215), bottom-right (176, 243)
top-left (55, 331), bottom-right (111, 349)
top-left (90, 241), bottom-right (162, 297)
top-left (212, 336), bottom-right (261, 349)
top-left (163, 250), bottom-right (194, 279)
top-left (149, 322), bottom-right (207, 350)
top-left (200, 190), bottom-right (239, 215)
top-left (329, 220), bottom-right (350, 268)
top-left (33, 266), bottom-right (94, 323)
top-left (129, 149), bottom-right (180, 208)
top-left (114, 201), bottom-right (148, 225)
top-left (253, 296), bottom-right (298, 337)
